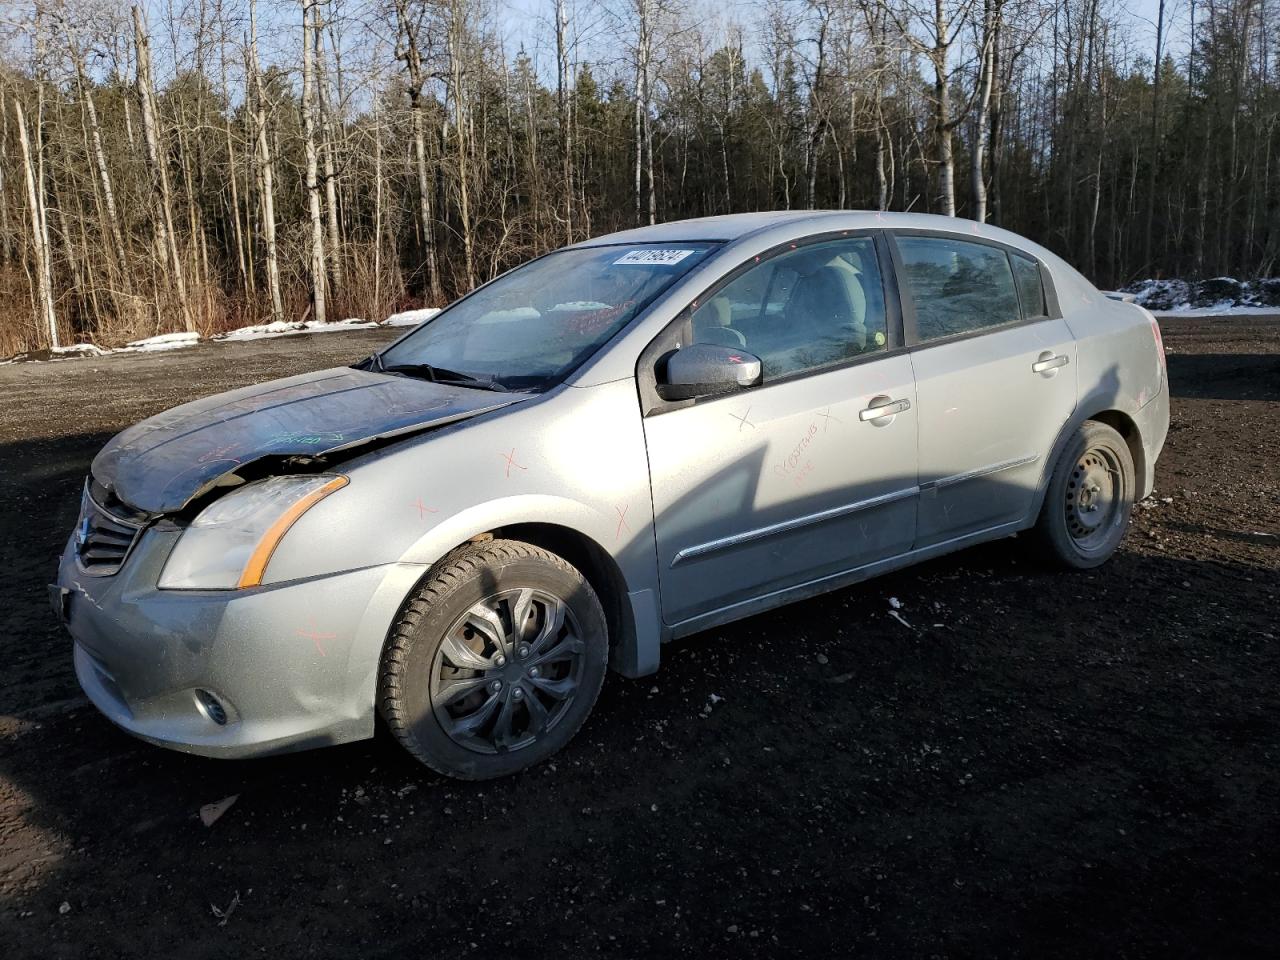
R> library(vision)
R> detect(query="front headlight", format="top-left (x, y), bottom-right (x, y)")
top-left (158, 475), bottom-right (348, 590)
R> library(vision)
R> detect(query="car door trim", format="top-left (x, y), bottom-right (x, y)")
top-left (921, 453), bottom-right (1040, 492)
top-left (670, 484), bottom-right (920, 567)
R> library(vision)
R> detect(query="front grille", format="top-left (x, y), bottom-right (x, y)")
top-left (75, 486), bottom-right (144, 576)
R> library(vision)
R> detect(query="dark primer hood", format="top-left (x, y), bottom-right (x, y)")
top-left (92, 367), bottom-right (530, 513)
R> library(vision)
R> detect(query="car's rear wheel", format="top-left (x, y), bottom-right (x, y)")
top-left (379, 539), bottom-right (608, 779)
top-left (1032, 421), bottom-right (1135, 569)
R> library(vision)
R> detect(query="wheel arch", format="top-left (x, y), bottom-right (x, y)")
top-left (492, 522), bottom-right (640, 678)
top-left (1087, 409), bottom-right (1146, 494)
top-left (1033, 404), bottom-right (1148, 522)
top-left (387, 517), bottom-right (652, 680)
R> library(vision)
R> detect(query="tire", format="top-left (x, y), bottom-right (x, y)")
top-left (379, 539), bottom-right (608, 780)
top-left (1032, 421), bottom-right (1135, 569)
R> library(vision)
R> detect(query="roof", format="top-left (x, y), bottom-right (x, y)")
top-left (576, 210), bottom-right (988, 246)
top-left (574, 211), bottom-right (1082, 290)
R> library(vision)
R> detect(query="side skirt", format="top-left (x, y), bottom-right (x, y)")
top-left (666, 519), bottom-right (1027, 641)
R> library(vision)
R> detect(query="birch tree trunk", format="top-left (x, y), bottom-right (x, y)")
top-left (632, 0), bottom-right (656, 225)
top-left (393, 0), bottom-right (442, 302)
top-left (555, 0), bottom-right (574, 243)
top-left (448, 2), bottom-right (475, 290)
top-left (13, 97), bottom-right (58, 348)
top-left (373, 95), bottom-right (383, 311)
top-left (805, 13), bottom-right (829, 210)
top-left (302, 0), bottom-right (328, 325)
top-left (970, 0), bottom-right (998, 223)
top-left (931, 0), bottom-right (956, 218)
top-left (132, 5), bottom-right (195, 332)
top-left (315, 18), bottom-right (344, 290)
top-left (66, 28), bottom-right (130, 287)
top-left (250, 0), bottom-right (284, 322)
top-left (217, 0), bottom-right (249, 301)
top-left (0, 87), bottom-right (12, 266)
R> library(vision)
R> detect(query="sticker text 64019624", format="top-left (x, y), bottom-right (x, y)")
top-left (613, 249), bottom-right (695, 266)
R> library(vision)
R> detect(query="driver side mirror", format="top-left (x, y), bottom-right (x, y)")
top-left (656, 343), bottom-right (763, 402)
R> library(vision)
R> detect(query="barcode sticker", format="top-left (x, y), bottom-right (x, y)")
top-left (613, 249), bottom-right (696, 266)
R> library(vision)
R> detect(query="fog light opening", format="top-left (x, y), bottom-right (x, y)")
top-left (195, 689), bottom-right (229, 726)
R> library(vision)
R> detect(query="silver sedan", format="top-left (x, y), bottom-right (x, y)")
top-left (52, 212), bottom-right (1169, 779)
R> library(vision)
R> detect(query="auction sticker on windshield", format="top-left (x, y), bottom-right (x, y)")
top-left (613, 249), bottom-right (696, 266)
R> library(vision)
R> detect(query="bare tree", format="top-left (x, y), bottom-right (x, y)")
top-left (249, 0), bottom-right (284, 322)
top-left (12, 96), bottom-right (57, 347)
top-left (63, 16), bottom-right (130, 287)
top-left (554, 0), bottom-right (574, 241)
top-left (133, 4), bottom-right (195, 331)
top-left (393, 0), bottom-right (443, 302)
top-left (302, 0), bottom-right (328, 324)
top-left (888, 0), bottom-right (981, 217)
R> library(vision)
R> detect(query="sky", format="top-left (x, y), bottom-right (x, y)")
top-left (112, 0), bottom-right (1195, 94)
top-left (489, 0), bottom-right (1196, 80)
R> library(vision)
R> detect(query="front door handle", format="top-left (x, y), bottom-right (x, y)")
top-left (859, 397), bottom-right (911, 422)
top-left (1032, 353), bottom-right (1070, 374)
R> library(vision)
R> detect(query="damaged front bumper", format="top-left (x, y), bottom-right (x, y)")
top-left (53, 524), bottom-right (427, 759)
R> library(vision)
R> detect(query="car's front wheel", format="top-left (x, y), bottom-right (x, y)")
top-left (1032, 421), bottom-right (1135, 569)
top-left (379, 539), bottom-right (608, 779)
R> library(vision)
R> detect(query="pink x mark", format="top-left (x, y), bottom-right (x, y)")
top-left (615, 504), bottom-right (631, 541)
top-left (413, 497), bottom-right (439, 520)
top-left (503, 448), bottom-right (527, 478)
top-left (297, 619), bottom-right (336, 657)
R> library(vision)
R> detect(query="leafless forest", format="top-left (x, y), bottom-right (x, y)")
top-left (0, 0), bottom-right (1276, 356)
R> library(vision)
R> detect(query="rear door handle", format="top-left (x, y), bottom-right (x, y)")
top-left (859, 397), bottom-right (911, 422)
top-left (1032, 354), bottom-right (1069, 374)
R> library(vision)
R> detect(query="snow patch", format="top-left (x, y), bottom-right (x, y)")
top-left (117, 331), bottom-right (202, 353)
top-left (383, 307), bottom-right (441, 327)
top-left (52, 343), bottom-right (108, 358)
top-left (1124, 277), bottom-right (1280, 314)
top-left (1, 310), bottom-right (435, 364)
top-left (213, 317), bottom-right (377, 342)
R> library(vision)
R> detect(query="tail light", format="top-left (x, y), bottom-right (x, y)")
top-left (1146, 310), bottom-right (1166, 380)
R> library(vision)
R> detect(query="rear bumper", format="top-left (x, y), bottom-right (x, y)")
top-left (55, 528), bottom-right (427, 759)
top-left (1135, 379), bottom-right (1170, 500)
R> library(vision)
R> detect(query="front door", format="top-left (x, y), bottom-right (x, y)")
top-left (891, 234), bottom-right (1077, 546)
top-left (640, 234), bottom-right (920, 627)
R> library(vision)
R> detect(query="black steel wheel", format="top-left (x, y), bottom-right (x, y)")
top-left (1033, 420), bottom-right (1135, 569)
top-left (1064, 446), bottom-right (1124, 551)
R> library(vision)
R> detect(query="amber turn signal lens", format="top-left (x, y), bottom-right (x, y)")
top-left (237, 476), bottom-right (349, 588)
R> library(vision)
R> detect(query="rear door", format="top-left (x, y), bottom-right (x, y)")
top-left (889, 233), bottom-right (1076, 547)
top-left (639, 233), bottom-right (919, 627)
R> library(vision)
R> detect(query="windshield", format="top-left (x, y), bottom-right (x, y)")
top-left (376, 242), bottom-right (720, 390)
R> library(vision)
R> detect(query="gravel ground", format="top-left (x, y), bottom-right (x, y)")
top-left (0, 318), bottom-right (1277, 958)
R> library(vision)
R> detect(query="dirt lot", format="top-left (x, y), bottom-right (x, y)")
top-left (0, 318), bottom-right (1277, 958)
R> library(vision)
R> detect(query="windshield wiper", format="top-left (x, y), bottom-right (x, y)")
top-left (381, 362), bottom-right (509, 393)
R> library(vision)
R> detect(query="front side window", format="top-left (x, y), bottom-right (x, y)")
top-left (689, 236), bottom-right (888, 379)
top-left (379, 242), bottom-right (719, 390)
top-left (897, 236), bottom-right (1021, 342)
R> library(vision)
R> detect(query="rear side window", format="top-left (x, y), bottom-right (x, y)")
top-left (896, 236), bottom-right (1021, 342)
top-left (1011, 253), bottom-right (1048, 319)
